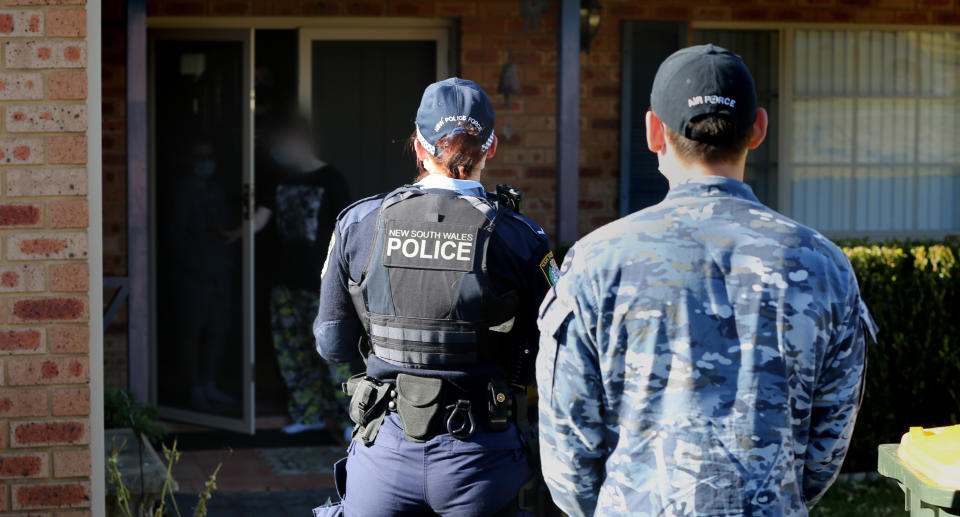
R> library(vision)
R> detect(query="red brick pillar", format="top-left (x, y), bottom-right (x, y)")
top-left (0, 1), bottom-right (96, 514)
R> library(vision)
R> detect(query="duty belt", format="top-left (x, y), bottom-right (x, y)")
top-left (344, 374), bottom-right (514, 446)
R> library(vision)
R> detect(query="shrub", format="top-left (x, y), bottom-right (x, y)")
top-left (840, 240), bottom-right (960, 472)
top-left (104, 389), bottom-right (166, 446)
top-left (107, 438), bottom-right (222, 517)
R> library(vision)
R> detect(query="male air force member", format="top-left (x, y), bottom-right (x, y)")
top-left (536, 45), bottom-right (877, 517)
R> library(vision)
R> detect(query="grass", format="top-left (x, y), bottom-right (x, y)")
top-left (811, 476), bottom-right (906, 517)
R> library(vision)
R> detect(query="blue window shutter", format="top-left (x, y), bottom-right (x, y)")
top-left (619, 21), bottom-right (686, 217)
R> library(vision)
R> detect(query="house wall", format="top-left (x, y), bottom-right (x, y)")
top-left (0, 0), bottom-right (97, 513)
top-left (102, 0), bottom-right (960, 390)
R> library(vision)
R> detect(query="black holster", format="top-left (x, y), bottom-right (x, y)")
top-left (344, 374), bottom-right (392, 446)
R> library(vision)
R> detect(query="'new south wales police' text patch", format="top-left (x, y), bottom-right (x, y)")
top-left (382, 220), bottom-right (477, 272)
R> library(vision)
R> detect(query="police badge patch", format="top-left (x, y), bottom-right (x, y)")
top-left (381, 220), bottom-right (477, 272)
top-left (539, 251), bottom-right (560, 285)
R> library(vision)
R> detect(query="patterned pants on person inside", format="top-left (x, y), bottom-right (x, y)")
top-left (270, 285), bottom-right (351, 429)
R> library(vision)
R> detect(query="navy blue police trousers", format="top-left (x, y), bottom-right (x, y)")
top-left (314, 413), bottom-right (533, 517)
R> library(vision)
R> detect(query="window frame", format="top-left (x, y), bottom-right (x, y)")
top-left (688, 21), bottom-right (960, 240)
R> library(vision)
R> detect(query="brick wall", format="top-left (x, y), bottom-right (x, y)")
top-left (0, 0), bottom-right (93, 513)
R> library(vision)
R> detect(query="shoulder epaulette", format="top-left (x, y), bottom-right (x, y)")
top-left (336, 192), bottom-right (388, 223)
top-left (501, 210), bottom-right (549, 241)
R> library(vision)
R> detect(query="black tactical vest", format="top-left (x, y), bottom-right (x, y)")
top-left (349, 186), bottom-right (519, 369)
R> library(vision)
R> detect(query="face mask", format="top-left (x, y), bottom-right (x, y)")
top-left (192, 159), bottom-right (216, 179)
top-left (270, 146), bottom-right (293, 166)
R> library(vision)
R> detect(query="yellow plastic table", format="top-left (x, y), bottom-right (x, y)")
top-left (878, 425), bottom-right (960, 517)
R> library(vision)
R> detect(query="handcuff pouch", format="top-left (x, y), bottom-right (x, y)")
top-left (394, 373), bottom-right (444, 443)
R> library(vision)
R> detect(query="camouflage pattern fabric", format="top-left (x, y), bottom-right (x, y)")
top-left (271, 286), bottom-right (351, 429)
top-left (536, 176), bottom-right (876, 517)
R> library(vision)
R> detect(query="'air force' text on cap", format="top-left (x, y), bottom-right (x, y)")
top-left (688, 95), bottom-right (737, 108)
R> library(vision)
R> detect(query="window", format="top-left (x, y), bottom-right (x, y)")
top-left (693, 29), bottom-right (779, 208)
top-left (619, 25), bottom-right (779, 214)
top-left (788, 30), bottom-right (960, 235)
top-left (621, 25), bottom-right (960, 236)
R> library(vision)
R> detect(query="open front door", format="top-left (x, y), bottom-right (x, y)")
top-left (148, 29), bottom-right (256, 433)
top-left (298, 25), bottom-right (451, 200)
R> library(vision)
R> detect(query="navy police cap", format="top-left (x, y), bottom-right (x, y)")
top-left (415, 77), bottom-right (496, 157)
top-left (650, 44), bottom-right (758, 143)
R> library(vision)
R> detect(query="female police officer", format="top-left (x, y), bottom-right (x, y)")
top-left (312, 78), bottom-right (554, 516)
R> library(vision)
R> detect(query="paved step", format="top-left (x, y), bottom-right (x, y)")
top-left (174, 489), bottom-right (340, 517)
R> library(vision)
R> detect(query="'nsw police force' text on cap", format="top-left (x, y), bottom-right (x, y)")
top-left (415, 78), bottom-right (496, 158)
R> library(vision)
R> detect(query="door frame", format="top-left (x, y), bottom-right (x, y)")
top-left (147, 28), bottom-right (256, 434)
top-left (148, 16), bottom-right (456, 30)
top-left (297, 26), bottom-right (453, 118)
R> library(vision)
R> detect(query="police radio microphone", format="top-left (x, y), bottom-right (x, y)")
top-left (496, 184), bottom-right (523, 214)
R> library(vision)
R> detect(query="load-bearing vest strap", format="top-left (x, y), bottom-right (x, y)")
top-left (370, 324), bottom-right (476, 345)
top-left (369, 317), bottom-right (482, 367)
top-left (372, 346), bottom-right (478, 368)
top-left (380, 186), bottom-right (499, 223)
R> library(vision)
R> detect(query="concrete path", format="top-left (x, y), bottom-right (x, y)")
top-left (174, 489), bottom-right (339, 517)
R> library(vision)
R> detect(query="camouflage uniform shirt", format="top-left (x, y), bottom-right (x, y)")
top-left (536, 176), bottom-right (876, 517)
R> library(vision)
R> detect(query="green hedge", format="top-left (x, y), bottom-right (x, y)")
top-left (840, 240), bottom-right (960, 472)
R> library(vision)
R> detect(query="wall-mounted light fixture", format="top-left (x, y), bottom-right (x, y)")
top-left (580, 0), bottom-right (602, 53)
top-left (498, 57), bottom-right (521, 106)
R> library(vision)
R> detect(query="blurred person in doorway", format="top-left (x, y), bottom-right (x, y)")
top-left (163, 141), bottom-right (239, 412)
top-left (252, 115), bottom-right (352, 438)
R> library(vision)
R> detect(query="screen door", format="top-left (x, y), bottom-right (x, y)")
top-left (148, 29), bottom-right (256, 433)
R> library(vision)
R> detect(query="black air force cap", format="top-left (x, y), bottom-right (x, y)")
top-left (650, 44), bottom-right (758, 143)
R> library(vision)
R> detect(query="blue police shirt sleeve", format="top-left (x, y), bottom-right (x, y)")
top-left (802, 274), bottom-right (872, 508)
top-left (313, 217), bottom-right (363, 364)
top-left (512, 234), bottom-right (553, 384)
top-left (536, 245), bottom-right (606, 516)
top-left (487, 212), bottom-right (554, 382)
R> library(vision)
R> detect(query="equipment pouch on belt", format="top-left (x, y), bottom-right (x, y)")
top-left (394, 373), bottom-right (444, 443)
top-left (486, 379), bottom-right (510, 432)
top-left (345, 374), bottom-right (392, 446)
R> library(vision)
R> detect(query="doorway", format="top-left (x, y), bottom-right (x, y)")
top-left (148, 23), bottom-right (450, 433)
top-left (298, 27), bottom-right (451, 199)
